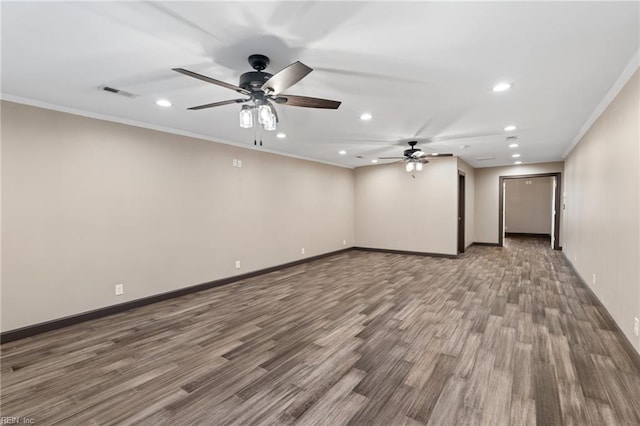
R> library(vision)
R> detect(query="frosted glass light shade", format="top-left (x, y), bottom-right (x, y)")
top-left (258, 105), bottom-right (271, 124)
top-left (264, 113), bottom-right (276, 131)
top-left (239, 107), bottom-right (253, 128)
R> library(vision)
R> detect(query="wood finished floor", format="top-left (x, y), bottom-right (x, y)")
top-left (2, 237), bottom-right (640, 425)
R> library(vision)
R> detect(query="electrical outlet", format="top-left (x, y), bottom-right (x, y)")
top-left (237, 160), bottom-right (242, 168)
top-left (232, 159), bottom-right (238, 167)
top-left (235, 260), bottom-right (241, 269)
top-left (592, 274), bottom-right (596, 285)
top-left (634, 317), bottom-right (639, 336)
top-left (115, 283), bottom-right (124, 296)
top-left (301, 248), bottom-right (305, 254)
top-left (343, 240), bottom-right (347, 246)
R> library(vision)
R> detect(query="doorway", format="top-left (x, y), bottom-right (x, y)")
top-left (458, 172), bottom-right (466, 254)
top-left (498, 172), bottom-right (562, 250)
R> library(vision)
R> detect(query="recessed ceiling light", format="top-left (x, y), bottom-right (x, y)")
top-left (515, 161), bottom-right (522, 165)
top-left (339, 150), bottom-right (347, 155)
top-left (504, 125), bottom-right (517, 131)
top-left (512, 153), bottom-right (521, 158)
top-left (371, 159), bottom-right (378, 163)
top-left (509, 143), bottom-right (519, 148)
top-left (493, 82), bottom-right (512, 92)
top-left (276, 132), bottom-right (286, 139)
top-left (156, 99), bottom-right (172, 107)
top-left (360, 113), bottom-right (372, 121)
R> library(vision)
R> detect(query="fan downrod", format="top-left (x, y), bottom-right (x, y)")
top-left (248, 54), bottom-right (270, 71)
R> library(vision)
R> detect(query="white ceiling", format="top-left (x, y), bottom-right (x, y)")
top-left (2, 1), bottom-right (638, 168)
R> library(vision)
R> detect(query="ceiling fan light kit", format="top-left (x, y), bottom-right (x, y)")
top-left (378, 140), bottom-right (453, 173)
top-left (173, 54), bottom-right (341, 141)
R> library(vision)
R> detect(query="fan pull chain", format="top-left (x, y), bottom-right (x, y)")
top-left (253, 114), bottom-right (258, 146)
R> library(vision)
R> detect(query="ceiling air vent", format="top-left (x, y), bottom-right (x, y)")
top-left (475, 156), bottom-right (495, 161)
top-left (506, 136), bottom-right (518, 140)
top-left (100, 85), bottom-right (138, 99)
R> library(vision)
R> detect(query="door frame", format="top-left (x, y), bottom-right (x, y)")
top-left (498, 172), bottom-right (562, 250)
top-left (458, 171), bottom-right (466, 254)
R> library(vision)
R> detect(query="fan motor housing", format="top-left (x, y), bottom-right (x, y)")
top-left (239, 71), bottom-right (273, 92)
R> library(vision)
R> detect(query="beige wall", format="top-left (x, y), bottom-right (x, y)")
top-left (458, 159), bottom-right (475, 248)
top-left (505, 177), bottom-right (553, 234)
top-left (474, 162), bottom-right (564, 244)
top-left (354, 157), bottom-right (458, 255)
top-left (563, 69), bottom-right (640, 352)
top-left (1, 101), bottom-right (355, 331)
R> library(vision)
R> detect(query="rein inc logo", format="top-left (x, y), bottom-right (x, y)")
top-left (1, 418), bottom-right (35, 424)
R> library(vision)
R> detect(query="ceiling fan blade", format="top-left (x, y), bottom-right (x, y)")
top-left (187, 98), bottom-right (249, 110)
top-left (173, 68), bottom-right (251, 95)
top-left (378, 156), bottom-right (405, 160)
top-left (262, 61), bottom-right (312, 95)
top-left (274, 94), bottom-right (341, 109)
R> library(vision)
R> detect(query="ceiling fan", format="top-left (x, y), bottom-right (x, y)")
top-left (379, 141), bottom-right (453, 172)
top-left (173, 54), bottom-right (341, 144)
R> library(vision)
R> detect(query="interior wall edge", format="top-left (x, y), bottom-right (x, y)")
top-left (352, 246), bottom-right (458, 259)
top-left (1, 101), bottom-right (355, 332)
top-left (561, 68), bottom-right (640, 353)
top-left (0, 247), bottom-right (354, 344)
top-left (0, 97), bottom-right (352, 170)
top-left (562, 252), bottom-right (640, 365)
top-left (473, 162), bottom-right (564, 245)
top-left (471, 242), bottom-right (502, 247)
top-left (563, 50), bottom-right (640, 158)
top-left (354, 158), bottom-right (459, 255)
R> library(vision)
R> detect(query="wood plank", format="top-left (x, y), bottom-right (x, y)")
top-left (295, 369), bottom-right (366, 426)
top-left (534, 362), bottom-right (562, 426)
top-left (426, 376), bottom-right (466, 426)
top-left (407, 353), bottom-right (457, 423)
top-left (480, 369), bottom-right (512, 425)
